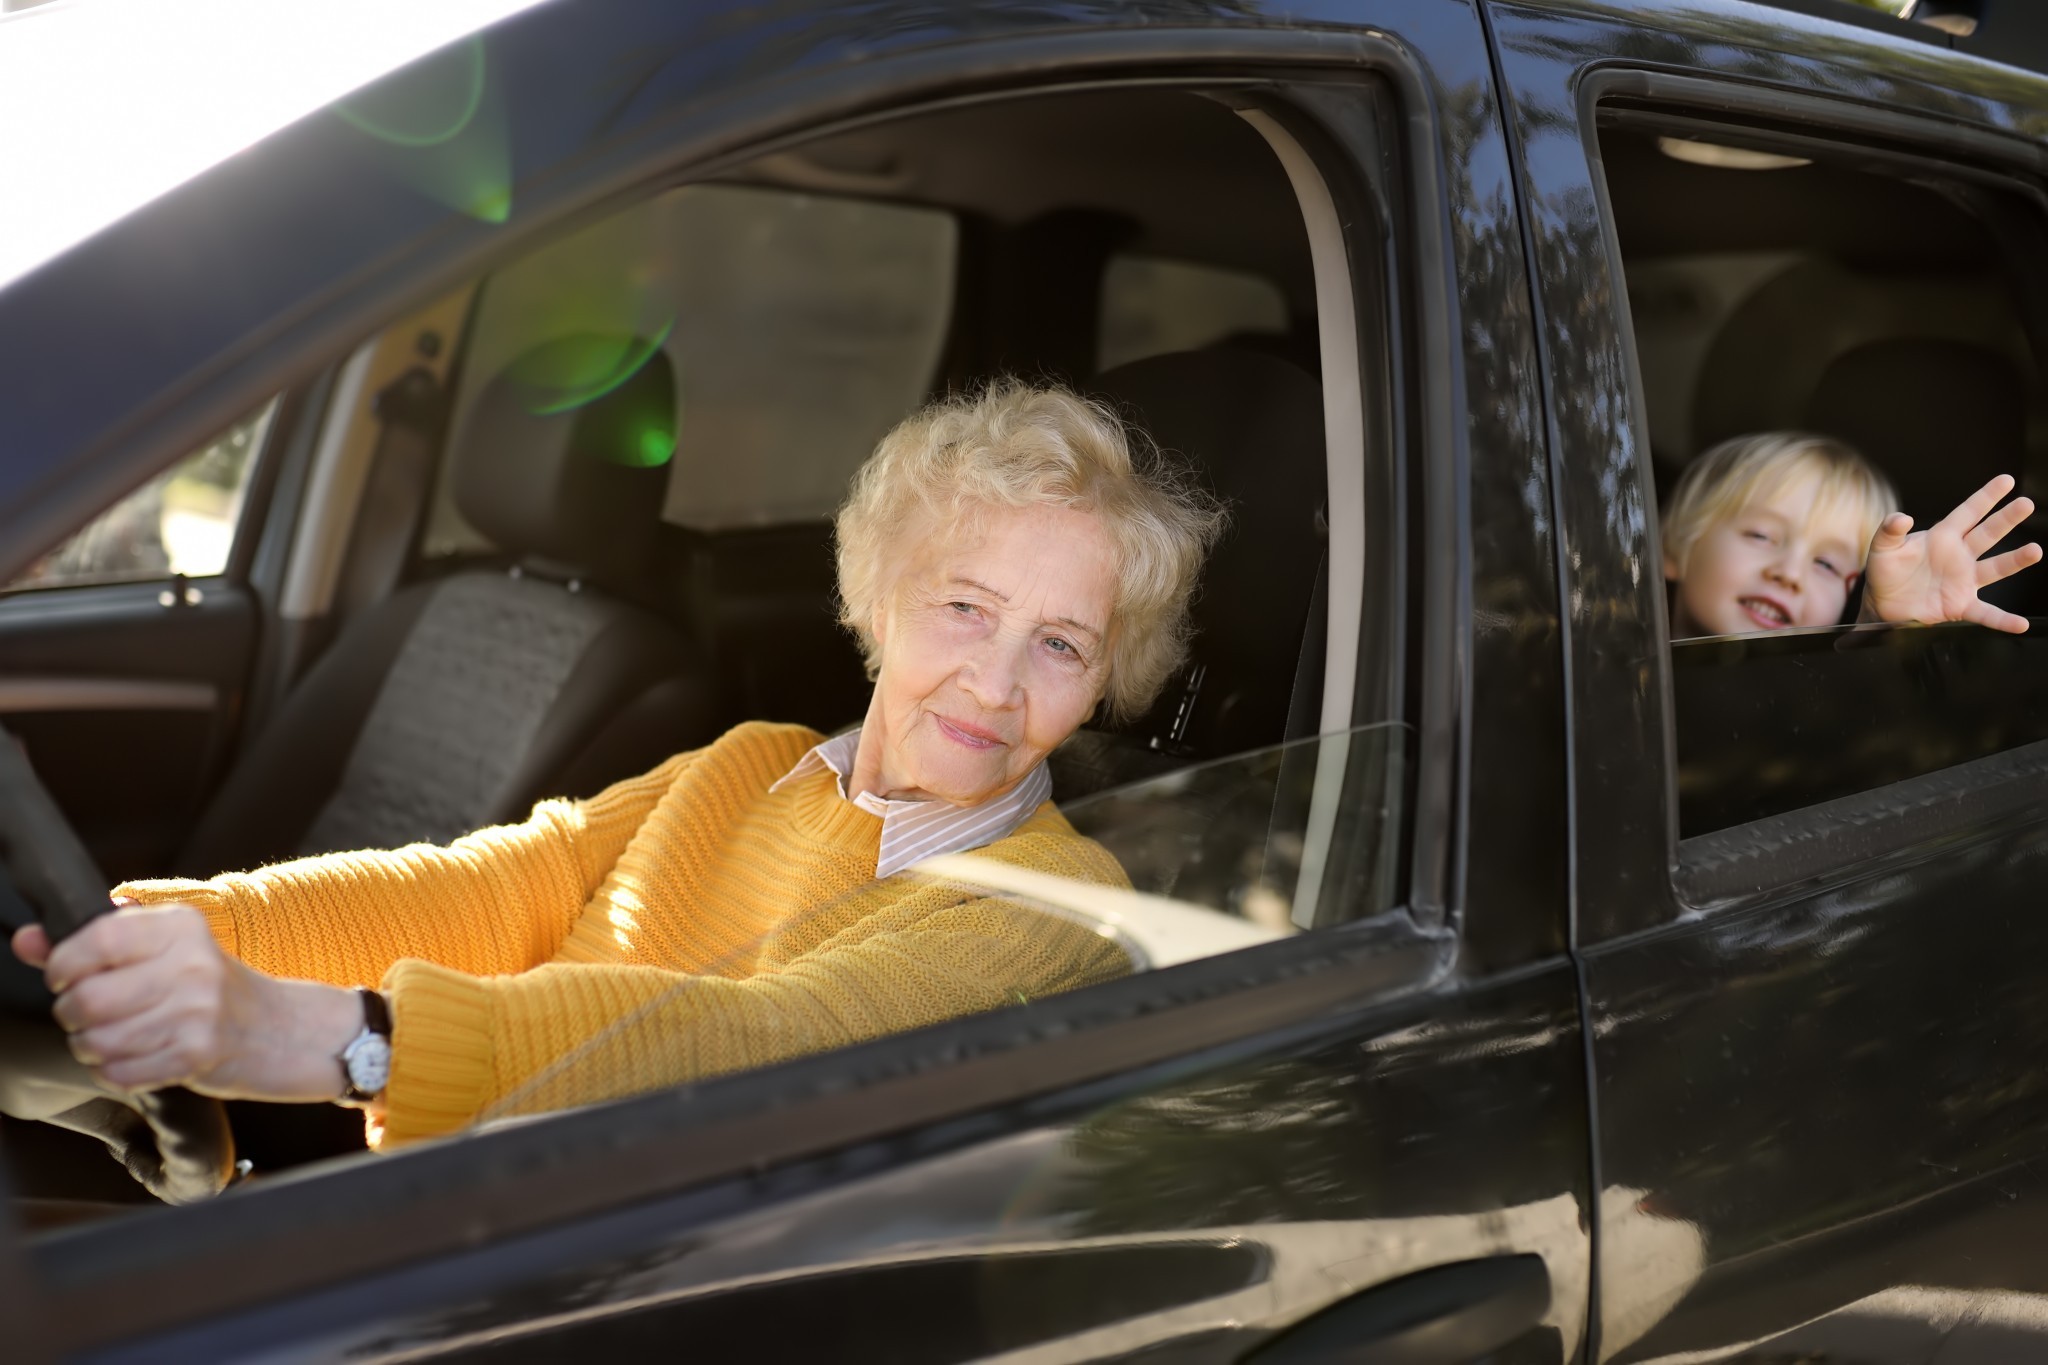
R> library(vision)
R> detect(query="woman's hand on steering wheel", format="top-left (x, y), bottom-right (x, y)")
top-left (11, 905), bottom-right (365, 1103)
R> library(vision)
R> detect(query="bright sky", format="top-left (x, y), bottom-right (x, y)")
top-left (0, 0), bottom-right (552, 291)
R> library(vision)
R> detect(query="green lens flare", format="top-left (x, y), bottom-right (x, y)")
top-left (632, 426), bottom-right (678, 468)
top-left (332, 38), bottom-right (511, 224)
top-left (334, 38), bottom-right (486, 148)
top-left (465, 185), bottom-right (513, 225)
top-left (511, 319), bottom-right (677, 416)
top-left (498, 328), bottom-right (679, 469)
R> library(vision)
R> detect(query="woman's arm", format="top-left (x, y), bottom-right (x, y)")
top-left (7, 749), bottom-right (705, 1107)
top-left (113, 749), bottom-right (697, 987)
top-left (374, 894), bottom-right (1136, 1146)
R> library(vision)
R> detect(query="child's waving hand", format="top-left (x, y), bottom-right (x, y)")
top-left (1860, 474), bottom-right (2042, 633)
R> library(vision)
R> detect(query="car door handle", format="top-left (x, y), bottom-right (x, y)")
top-left (1240, 1254), bottom-right (1551, 1364)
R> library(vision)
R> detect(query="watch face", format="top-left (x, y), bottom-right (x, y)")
top-left (345, 1032), bottom-right (392, 1097)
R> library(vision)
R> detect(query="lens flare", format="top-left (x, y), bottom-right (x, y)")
top-left (632, 424), bottom-right (679, 469)
top-left (333, 38), bottom-right (486, 148)
top-left (332, 36), bottom-right (512, 224)
top-left (497, 328), bottom-right (679, 468)
top-left (505, 321), bottom-right (676, 416)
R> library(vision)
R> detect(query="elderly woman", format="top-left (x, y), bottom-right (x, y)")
top-left (11, 382), bottom-right (1222, 1148)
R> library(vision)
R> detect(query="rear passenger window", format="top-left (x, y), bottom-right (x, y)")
top-left (421, 185), bottom-right (956, 554)
top-left (1595, 112), bottom-right (2048, 842)
top-left (1097, 253), bottom-right (1291, 372)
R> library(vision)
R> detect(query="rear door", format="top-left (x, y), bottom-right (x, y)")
top-left (0, 2), bottom-right (1592, 1359)
top-left (1495, 0), bottom-right (2048, 1356)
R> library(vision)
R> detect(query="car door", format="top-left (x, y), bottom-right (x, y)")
top-left (1495, 0), bottom-right (2048, 1357)
top-left (0, 398), bottom-right (290, 884)
top-left (0, 2), bottom-right (1592, 1360)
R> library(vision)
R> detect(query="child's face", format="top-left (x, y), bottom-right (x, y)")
top-left (1666, 472), bottom-right (1868, 638)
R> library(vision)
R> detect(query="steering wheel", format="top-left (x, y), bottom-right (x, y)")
top-left (0, 732), bottom-right (234, 1204)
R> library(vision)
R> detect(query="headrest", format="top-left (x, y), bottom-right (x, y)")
top-left (1804, 338), bottom-right (2025, 523)
top-left (1689, 259), bottom-right (2030, 523)
top-left (452, 336), bottom-right (677, 582)
top-left (1091, 348), bottom-right (1326, 756)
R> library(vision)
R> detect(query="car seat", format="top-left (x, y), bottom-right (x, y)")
top-left (1054, 347), bottom-right (1328, 793)
top-left (1803, 338), bottom-right (2044, 616)
top-left (1051, 348), bottom-right (1330, 912)
top-left (173, 339), bottom-right (716, 877)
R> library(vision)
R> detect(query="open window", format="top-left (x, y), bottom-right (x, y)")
top-left (5, 75), bottom-right (1417, 1268)
top-left (1595, 105), bottom-right (2048, 875)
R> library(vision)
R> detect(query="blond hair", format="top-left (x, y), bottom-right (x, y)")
top-left (835, 380), bottom-right (1225, 724)
top-left (1662, 432), bottom-right (1897, 576)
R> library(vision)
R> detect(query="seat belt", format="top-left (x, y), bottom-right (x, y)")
top-left (332, 365), bottom-right (450, 620)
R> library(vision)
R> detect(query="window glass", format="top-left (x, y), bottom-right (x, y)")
top-left (472, 724), bottom-right (1410, 1128)
top-left (1597, 116), bottom-right (2048, 837)
top-left (1098, 254), bottom-right (1289, 372)
top-left (5, 400), bottom-right (277, 592)
top-left (1674, 626), bottom-right (2048, 837)
top-left (422, 184), bottom-right (956, 553)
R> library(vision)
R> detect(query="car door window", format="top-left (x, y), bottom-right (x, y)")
top-left (10, 74), bottom-right (1410, 1240)
top-left (4, 400), bottom-right (278, 592)
top-left (1594, 111), bottom-right (2048, 858)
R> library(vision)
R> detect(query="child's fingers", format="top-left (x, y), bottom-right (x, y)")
top-left (1869, 512), bottom-right (1915, 553)
top-left (1940, 473), bottom-right (2019, 533)
top-left (1963, 599), bottom-right (2031, 634)
top-left (1965, 494), bottom-right (2035, 554)
top-left (1976, 541), bottom-right (2044, 587)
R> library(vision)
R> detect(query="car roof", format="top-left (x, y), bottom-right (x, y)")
top-left (0, 0), bottom-right (550, 292)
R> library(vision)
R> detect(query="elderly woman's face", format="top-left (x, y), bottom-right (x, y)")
top-left (865, 502), bottom-right (1117, 806)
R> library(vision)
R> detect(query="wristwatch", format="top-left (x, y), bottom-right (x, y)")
top-left (338, 987), bottom-right (393, 1104)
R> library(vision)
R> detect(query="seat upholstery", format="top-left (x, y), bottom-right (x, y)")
top-left (1050, 349), bottom-right (1328, 910)
top-left (1803, 338), bottom-right (2025, 526)
top-left (177, 339), bottom-right (714, 877)
top-left (1049, 347), bottom-right (1328, 802)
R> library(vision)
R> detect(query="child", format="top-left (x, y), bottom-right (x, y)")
top-left (1661, 431), bottom-right (2040, 640)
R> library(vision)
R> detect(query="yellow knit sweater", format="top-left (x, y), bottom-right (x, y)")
top-left (113, 722), bottom-right (1133, 1147)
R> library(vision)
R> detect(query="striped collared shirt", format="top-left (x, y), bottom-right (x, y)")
top-left (770, 727), bottom-right (1053, 879)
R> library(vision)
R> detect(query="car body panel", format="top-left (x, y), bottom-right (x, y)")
top-left (1491, 0), bottom-right (2048, 1356)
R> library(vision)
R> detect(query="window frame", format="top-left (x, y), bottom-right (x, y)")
top-left (0, 396), bottom-right (287, 599)
top-left (1579, 66), bottom-right (2048, 929)
top-left (9, 38), bottom-right (1464, 1360)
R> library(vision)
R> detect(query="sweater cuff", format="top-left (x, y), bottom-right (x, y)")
top-left (109, 879), bottom-right (238, 959)
top-left (377, 958), bottom-right (497, 1149)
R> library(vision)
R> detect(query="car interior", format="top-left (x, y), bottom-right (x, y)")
top-left (1, 84), bottom-right (1408, 1215)
top-left (1597, 115), bottom-right (2048, 836)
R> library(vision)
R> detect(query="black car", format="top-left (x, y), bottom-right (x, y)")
top-left (2, 0), bottom-right (2047, 1359)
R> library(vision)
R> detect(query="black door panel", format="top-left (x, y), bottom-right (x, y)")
top-left (1493, 0), bottom-right (2048, 1356)
top-left (0, 581), bottom-right (256, 878)
top-left (1587, 817), bottom-right (2048, 1361)
top-left (86, 963), bottom-right (1587, 1364)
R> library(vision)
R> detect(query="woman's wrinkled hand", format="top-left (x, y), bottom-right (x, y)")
top-left (1860, 474), bottom-right (2041, 633)
top-left (10, 904), bottom-right (363, 1102)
